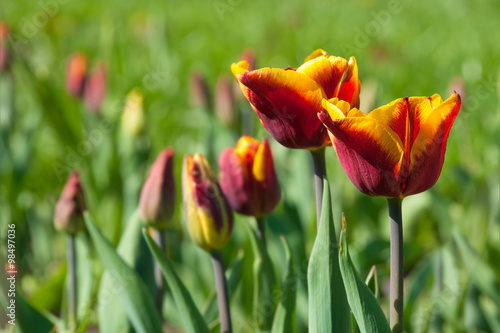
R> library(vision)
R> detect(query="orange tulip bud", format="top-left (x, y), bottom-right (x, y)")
top-left (182, 153), bottom-right (233, 252)
top-left (319, 93), bottom-right (461, 198)
top-left (0, 22), bottom-right (9, 71)
top-left (231, 49), bottom-right (361, 150)
top-left (54, 172), bottom-right (86, 234)
top-left (66, 53), bottom-right (88, 97)
top-left (83, 61), bottom-right (107, 113)
top-left (139, 148), bottom-right (176, 229)
top-left (219, 136), bottom-right (280, 217)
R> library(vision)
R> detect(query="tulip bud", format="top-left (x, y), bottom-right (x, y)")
top-left (219, 136), bottom-right (280, 217)
top-left (121, 88), bottom-right (145, 137)
top-left (182, 153), bottom-right (233, 252)
top-left (0, 22), bottom-right (9, 71)
top-left (83, 61), bottom-right (107, 113)
top-left (66, 53), bottom-right (88, 97)
top-left (189, 71), bottom-right (211, 110)
top-left (139, 148), bottom-right (175, 229)
top-left (54, 171), bottom-right (86, 234)
top-left (215, 75), bottom-right (236, 126)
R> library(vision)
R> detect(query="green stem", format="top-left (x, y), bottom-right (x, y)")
top-left (388, 198), bottom-right (404, 333)
top-left (67, 234), bottom-right (77, 333)
top-left (311, 148), bottom-right (327, 230)
top-left (153, 228), bottom-right (166, 316)
top-left (211, 251), bottom-right (232, 333)
top-left (256, 217), bottom-right (266, 247)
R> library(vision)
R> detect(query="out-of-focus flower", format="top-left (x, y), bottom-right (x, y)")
top-left (219, 136), bottom-right (280, 217)
top-left (189, 71), bottom-right (211, 110)
top-left (83, 61), bottom-right (107, 113)
top-left (318, 93), bottom-right (461, 198)
top-left (54, 171), bottom-right (86, 234)
top-left (121, 88), bottom-right (145, 137)
top-left (215, 75), bottom-right (236, 126)
top-left (182, 153), bottom-right (233, 252)
top-left (231, 49), bottom-right (361, 150)
top-left (139, 147), bottom-right (175, 229)
top-left (66, 53), bottom-right (88, 97)
top-left (0, 22), bottom-right (9, 71)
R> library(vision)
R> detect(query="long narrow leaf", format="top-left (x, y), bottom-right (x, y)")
top-left (84, 212), bottom-right (162, 333)
top-left (142, 228), bottom-right (210, 333)
top-left (339, 215), bottom-right (391, 333)
top-left (308, 179), bottom-right (350, 333)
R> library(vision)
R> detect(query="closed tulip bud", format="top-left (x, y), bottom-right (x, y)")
top-left (139, 148), bottom-right (175, 229)
top-left (182, 153), bottom-right (233, 252)
top-left (0, 22), bottom-right (9, 71)
top-left (219, 136), bottom-right (280, 217)
top-left (215, 75), bottom-right (236, 126)
top-left (189, 71), bottom-right (211, 110)
top-left (66, 53), bottom-right (88, 97)
top-left (54, 172), bottom-right (86, 234)
top-left (121, 88), bottom-right (145, 137)
top-left (83, 61), bottom-right (107, 113)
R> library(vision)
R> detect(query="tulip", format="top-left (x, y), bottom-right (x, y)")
top-left (215, 75), bottom-right (237, 127)
top-left (66, 53), bottom-right (88, 98)
top-left (0, 22), bottom-right (9, 71)
top-left (54, 171), bottom-right (86, 235)
top-left (83, 61), bottom-right (107, 113)
top-left (121, 88), bottom-right (145, 137)
top-left (231, 49), bottom-right (360, 150)
top-left (139, 147), bottom-right (175, 229)
top-left (319, 93), bottom-right (461, 331)
top-left (318, 93), bottom-right (461, 198)
top-left (189, 71), bottom-right (211, 110)
top-left (182, 153), bottom-right (234, 332)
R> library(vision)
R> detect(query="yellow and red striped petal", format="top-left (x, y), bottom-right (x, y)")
top-left (297, 55), bottom-right (344, 98)
top-left (337, 57), bottom-right (361, 108)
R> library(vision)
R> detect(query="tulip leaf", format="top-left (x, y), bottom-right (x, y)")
top-left (365, 265), bottom-right (379, 300)
top-left (97, 210), bottom-right (157, 333)
top-left (246, 222), bottom-right (278, 330)
top-left (142, 228), bottom-right (210, 333)
top-left (307, 179), bottom-right (350, 333)
top-left (84, 212), bottom-right (162, 333)
top-left (13, 291), bottom-right (55, 333)
top-left (453, 229), bottom-right (500, 306)
top-left (271, 236), bottom-right (297, 333)
top-left (338, 216), bottom-right (391, 333)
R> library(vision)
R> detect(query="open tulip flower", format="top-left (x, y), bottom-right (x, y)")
top-left (231, 49), bottom-right (360, 150)
top-left (318, 93), bottom-right (461, 198)
top-left (219, 135), bottom-right (280, 218)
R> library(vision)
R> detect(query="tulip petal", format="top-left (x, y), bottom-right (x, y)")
top-left (237, 68), bottom-right (328, 149)
top-left (304, 49), bottom-right (329, 62)
top-left (254, 139), bottom-right (281, 216)
top-left (297, 56), bottom-right (345, 98)
top-left (337, 57), bottom-right (361, 108)
top-left (319, 112), bottom-right (404, 197)
top-left (404, 93), bottom-right (461, 195)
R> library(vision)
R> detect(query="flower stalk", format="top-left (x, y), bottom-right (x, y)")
top-left (256, 217), bottom-right (266, 247)
top-left (388, 197), bottom-right (403, 332)
top-left (153, 228), bottom-right (166, 314)
top-left (211, 251), bottom-right (232, 333)
top-left (67, 234), bottom-right (77, 333)
top-left (311, 147), bottom-right (327, 230)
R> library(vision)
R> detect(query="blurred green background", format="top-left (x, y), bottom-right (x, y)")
top-left (1, 0), bottom-right (499, 332)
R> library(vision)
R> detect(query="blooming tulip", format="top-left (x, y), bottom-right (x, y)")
top-left (139, 147), bottom-right (175, 229)
top-left (219, 135), bottom-right (280, 218)
top-left (182, 153), bottom-right (234, 252)
top-left (54, 171), bottom-right (86, 234)
top-left (231, 49), bottom-right (360, 150)
top-left (319, 93), bottom-right (461, 198)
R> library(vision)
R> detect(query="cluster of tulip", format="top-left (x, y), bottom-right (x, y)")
top-left (54, 48), bottom-right (461, 332)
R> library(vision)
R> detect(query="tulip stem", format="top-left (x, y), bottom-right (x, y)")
top-left (311, 148), bottom-right (327, 230)
top-left (211, 250), bottom-right (232, 333)
top-left (388, 198), bottom-right (404, 333)
top-left (153, 228), bottom-right (166, 316)
top-left (67, 234), bottom-right (77, 333)
top-left (256, 217), bottom-right (267, 247)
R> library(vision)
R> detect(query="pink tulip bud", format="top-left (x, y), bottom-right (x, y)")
top-left (215, 75), bottom-right (236, 126)
top-left (0, 22), bottom-right (9, 71)
top-left (83, 61), bottom-right (107, 113)
top-left (54, 172), bottom-right (86, 234)
top-left (189, 71), bottom-right (211, 110)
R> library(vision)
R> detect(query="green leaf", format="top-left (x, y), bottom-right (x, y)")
top-left (365, 266), bottom-right (379, 300)
top-left (84, 212), bottom-right (162, 333)
top-left (142, 228), bottom-right (210, 333)
top-left (15, 291), bottom-right (55, 333)
top-left (271, 236), bottom-right (297, 333)
top-left (479, 295), bottom-right (500, 332)
top-left (339, 215), bottom-right (391, 333)
top-left (307, 179), bottom-right (350, 333)
top-left (97, 210), bottom-right (157, 333)
top-left (453, 229), bottom-right (500, 306)
top-left (246, 222), bottom-right (278, 331)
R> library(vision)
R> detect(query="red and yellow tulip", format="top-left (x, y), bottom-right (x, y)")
top-left (182, 153), bottom-right (234, 252)
top-left (318, 93), bottom-right (461, 198)
top-left (231, 49), bottom-right (360, 150)
top-left (219, 135), bottom-right (280, 218)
